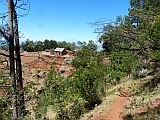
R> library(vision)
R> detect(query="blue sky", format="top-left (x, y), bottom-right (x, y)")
top-left (19, 0), bottom-right (130, 43)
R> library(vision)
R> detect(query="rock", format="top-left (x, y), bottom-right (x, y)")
top-left (138, 68), bottom-right (148, 77)
top-left (36, 70), bottom-right (46, 78)
top-left (64, 57), bottom-right (72, 64)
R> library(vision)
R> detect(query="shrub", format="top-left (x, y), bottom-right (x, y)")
top-left (55, 100), bottom-right (85, 120)
top-left (0, 97), bottom-right (11, 120)
top-left (72, 46), bottom-right (106, 109)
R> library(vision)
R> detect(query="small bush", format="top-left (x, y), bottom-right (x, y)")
top-left (0, 97), bottom-right (12, 120)
top-left (56, 100), bottom-right (85, 120)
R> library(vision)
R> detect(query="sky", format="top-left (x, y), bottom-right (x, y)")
top-left (18, 0), bottom-right (130, 43)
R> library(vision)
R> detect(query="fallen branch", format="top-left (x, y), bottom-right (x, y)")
top-left (0, 52), bottom-right (10, 57)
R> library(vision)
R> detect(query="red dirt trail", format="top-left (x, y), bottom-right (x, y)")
top-left (89, 92), bottom-right (130, 120)
top-left (106, 96), bottom-right (128, 120)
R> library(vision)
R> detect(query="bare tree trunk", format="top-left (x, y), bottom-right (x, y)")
top-left (7, 0), bottom-right (18, 119)
top-left (12, 1), bottom-right (25, 118)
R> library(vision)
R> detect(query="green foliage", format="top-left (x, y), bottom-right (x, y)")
top-left (109, 50), bottom-right (140, 77)
top-left (32, 4), bottom-right (158, 117)
top-left (74, 67), bottom-right (104, 109)
top-left (58, 41), bottom-right (77, 51)
top-left (21, 39), bottom-right (78, 52)
top-left (21, 39), bottom-right (35, 52)
top-left (0, 97), bottom-right (12, 120)
top-left (34, 41), bottom-right (45, 51)
top-left (44, 39), bottom-right (58, 50)
top-left (76, 41), bottom-right (87, 49)
top-left (100, 0), bottom-right (160, 80)
top-left (72, 46), bottom-right (107, 109)
top-left (55, 100), bottom-right (85, 120)
top-left (72, 46), bottom-right (103, 69)
top-left (35, 69), bottom-right (85, 119)
top-left (98, 1), bottom-right (160, 119)
top-left (35, 44), bottom-right (108, 119)
top-left (150, 17), bottom-right (160, 48)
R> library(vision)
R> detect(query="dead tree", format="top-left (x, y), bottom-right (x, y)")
top-left (0, 0), bottom-right (27, 119)
top-left (12, 1), bottom-right (25, 118)
top-left (7, 0), bottom-right (18, 119)
top-left (13, 4), bottom-right (25, 120)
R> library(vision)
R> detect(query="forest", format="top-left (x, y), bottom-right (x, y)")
top-left (20, 39), bottom-right (78, 52)
top-left (0, 0), bottom-right (160, 120)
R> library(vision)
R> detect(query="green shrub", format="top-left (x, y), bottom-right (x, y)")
top-left (72, 47), bottom-right (107, 109)
top-left (35, 69), bottom-right (85, 119)
top-left (0, 97), bottom-right (12, 120)
top-left (74, 66), bottom-right (105, 109)
top-left (55, 100), bottom-right (85, 120)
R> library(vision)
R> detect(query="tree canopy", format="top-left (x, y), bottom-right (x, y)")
top-left (100, 0), bottom-right (160, 73)
top-left (21, 39), bottom-right (78, 52)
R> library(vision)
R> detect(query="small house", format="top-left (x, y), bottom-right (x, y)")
top-left (54, 48), bottom-right (67, 56)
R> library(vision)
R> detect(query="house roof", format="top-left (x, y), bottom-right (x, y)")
top-left (54, 48), bottom-right (65, 52)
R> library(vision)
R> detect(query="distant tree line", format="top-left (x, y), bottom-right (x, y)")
top-left (21, 39), bottom-right (78, 52)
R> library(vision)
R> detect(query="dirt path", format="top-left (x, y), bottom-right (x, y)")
top-left (106, 96), bottom-right (129, 120)
top-left (89, 92), bottom-right (130, 120)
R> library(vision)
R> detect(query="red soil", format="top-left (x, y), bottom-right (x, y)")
top-left (106, 96), bottom-right (129, 120)
top-left (89, 92), bottom-right (130, 120)
top-left (27, 59), bottom-right (51, 71)
top-left (55, 56), bottom-right (64, 65)
top-left (137, 98), bottom-right (160, 113)
top-left (22, 52), bottom-right (73, 76)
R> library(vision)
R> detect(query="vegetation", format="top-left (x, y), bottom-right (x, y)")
top-left (34, 45), bottom-right (105, 119)
top-left (0, 98), bottom-right (12, 120)
top-left (34, 40), bottom-right (140, 119)
top-left (72, 46), bottom-right (105, 109)
top-left (0, 0), bottom-right (160, 119)
top-left (35, 0), bottom-right (160, 119)
top-left (0, 0), bottom-right (25, 119)
top-left (21, 39), bottom-right (78, 52)
top-left (124, 105), bottom-right (160, 120)
top-left (34, 68), bottom-right (85, 119)
top-left (100, 0), bottom-right (160, 74)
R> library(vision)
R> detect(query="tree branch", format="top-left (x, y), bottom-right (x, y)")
top-left (0, 28), bottom-right (9, 41)
top-left (0, 51), bottom-right (10, 57)
top-left (149, 47), bottom-right (160, 50)
top-left (118, 47), bottom-right (142, 51)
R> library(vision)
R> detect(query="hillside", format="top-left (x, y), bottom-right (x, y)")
top-left (1, 49), bottom-right (160, 120)
top-left (0, 51), bottom-right (74, 119)
top-left (81, 75), bottom-right (160, 120)
top-left (1, 0), bottom-right (160, 120)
